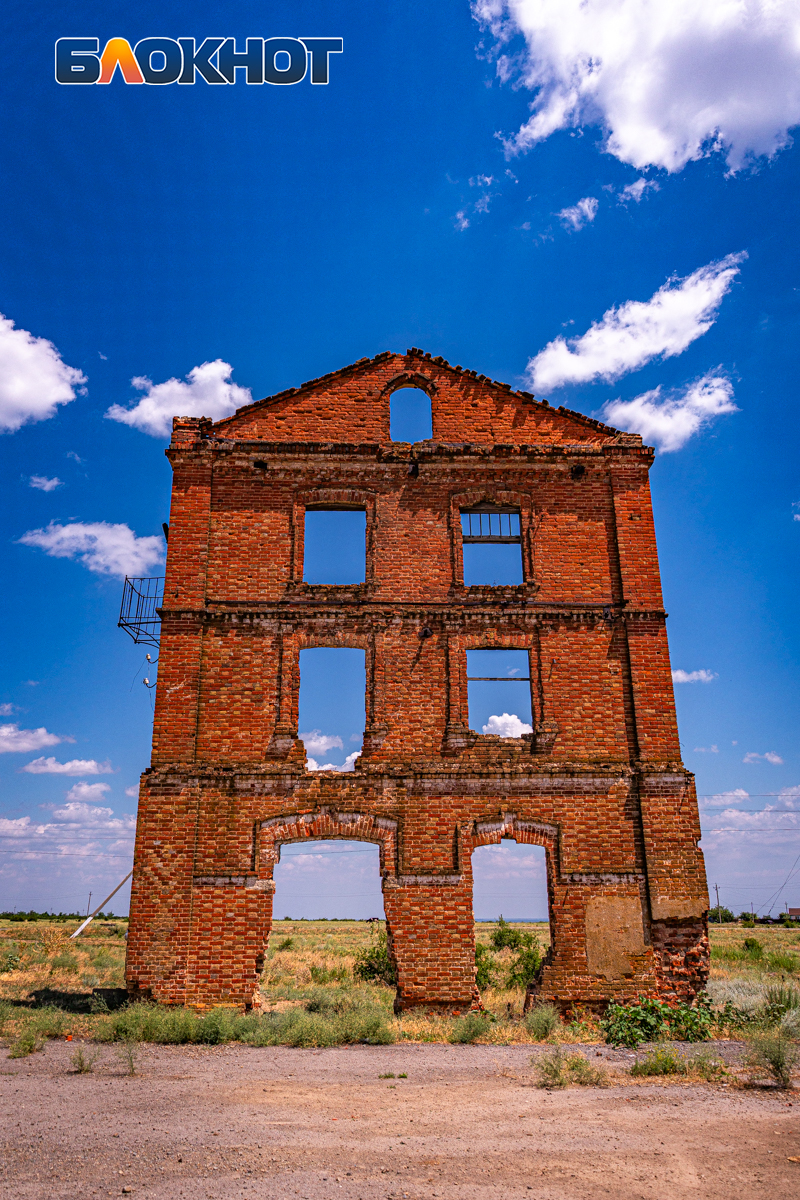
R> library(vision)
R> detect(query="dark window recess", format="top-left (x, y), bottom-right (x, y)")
top-left (461, 506), bottom-right (523, 585)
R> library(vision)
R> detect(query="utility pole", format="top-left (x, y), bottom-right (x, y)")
top-left (715, 883), bottom-right (721, 922)
top-left (86, 892), bottom-right (92, 918)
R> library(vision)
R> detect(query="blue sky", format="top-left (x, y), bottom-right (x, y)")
top-left (1, 1), bottom-right (798, 919)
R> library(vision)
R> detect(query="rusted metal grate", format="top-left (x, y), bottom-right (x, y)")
top-left (118, 576), bottom-right (164, 647)
top-left (461, 507), bottom-right (521, 543)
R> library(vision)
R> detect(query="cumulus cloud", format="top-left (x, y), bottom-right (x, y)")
top-left (672, 668), bottom-right (717, 684)
top-left (474, 0), bottom-right (800, 172)
top-left (0, 724), bottom-right (68, 754)
top-left (0, 801), bottom-right (135, 863)
top-left (64, 781), bottom-right (111, 802)
top-left (557, 196), bottom-right (598, 230)
top-left (299, 730), bottom-right (344, 758)
top-left (29, 475), bottom-right (64, 492)
top-left (619, 178), bottom-right (659, 203)
top-left (106, 360), bottom-right (251, 438)
top-left (694, 745), bottom-right (719, 754)
top-left (603, 372), bottom-right (738, 452)
top-left (18, 521), bottom-right (165, 579)
top-left (700, 788), bottom-right (749, 808)
top-left (306, 750), bottom-right (360, 773)
top-left (0, 704), bottom-right (15, 716)
top-left (125, 786), bottom-right (139, 797)
top-left (21, 757), bottom-right (113, 776)
top-left (0, 314), bottom-right (86, 433)
top-left (482, 712), bottom-right (533, 737)
top-left (528, 254), bottom-right (744, 390)
top-left (743, 751), bottom-right (784, 765)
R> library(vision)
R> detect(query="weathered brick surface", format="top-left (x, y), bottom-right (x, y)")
top-left (126, 350), bottom-right (709, 1011)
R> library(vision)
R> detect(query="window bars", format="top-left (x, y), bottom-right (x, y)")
top-left (118, 576), bottom-right (164, 647)
top-left (461, 506), bottom-right (521, 543)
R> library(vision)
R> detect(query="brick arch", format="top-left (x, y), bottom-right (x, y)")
top-left (258, 808), bottom-right (398, 882)
top-left (379, 371), bottom-right (438, 399)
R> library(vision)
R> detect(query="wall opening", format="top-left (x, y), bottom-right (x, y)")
top-left (303, 508), bottom-right (366, 584)
top-left (271, 839), bottom-right (385, 920)
top-left (390, 387), bottom-right (432, 443)
top-left (299, 647), bottom-right (366, 770)
top-left (467, 648), bottom-right (532, 737)
top-left (472, 840), bottom-right (549, 953)
top-left (461, 505), bottom-right (523, 585)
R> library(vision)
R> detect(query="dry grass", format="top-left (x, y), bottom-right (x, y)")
top-left (1, 916), bottom-right (798, 1049)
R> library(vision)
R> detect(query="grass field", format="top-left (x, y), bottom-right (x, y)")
top-left (0, 916), bottom-right (798, 1049)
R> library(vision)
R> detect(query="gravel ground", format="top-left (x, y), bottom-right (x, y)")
top-left (1, 1039), bottom-right (798, 1199)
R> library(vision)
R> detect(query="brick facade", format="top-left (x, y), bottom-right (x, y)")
top-left (126, 349), bottom-right (709, 1012)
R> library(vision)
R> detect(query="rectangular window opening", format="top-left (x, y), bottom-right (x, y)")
top-left (298, 647), bottom-right (366, 771)
top-left (303, 508), bottom-right (366, 584)
top-left (466, 648), bottom-right (532, 738)
top-left (461, 506), bottom-right (523, 586)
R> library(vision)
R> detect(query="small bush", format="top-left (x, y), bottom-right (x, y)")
top-left (507, 941), bottom-right (542, 989)
top-left (0, 950), bottom-right (21, 973)
top-left (534, 1046), bottom-right (605, 1088)
top-left (525, 1003), bottom-right (559, 1041)
top-left (760, 984), bottom-right (800, 1024)
top-left (630, 1047), bottom-right (684, 1076)
top-left (490, 916), bottom-right (524, 951)
top-left (743, 937), bottom-right (763, 957)
top-left (309, 963), bottom-right (349, 984)
top-left (767, 951), bottom-right (799, 973)
top-left (474, 942), bottom-right (498, 989)
top-left (601, 996), bottom-right (711, 1048)
top-left (353, 930), bottom-right (397, 987)
top-left (276, 937), bottom-right (294, 951)
top-left (8, 1028), bottom-right (41, 1058)
top-left (71, 1046), bottom-right (100, 1073)
top-left (747, 1030), bottom-right (799, 1089)
top-left (49, 952), bottom-right (78, 974)
top-left (116, 1037), bottom-right (140, 1076)
top-left (449, 1013), bottom-right (491, 1044)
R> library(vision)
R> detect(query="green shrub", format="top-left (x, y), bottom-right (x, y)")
top-left (525, 1002), bottom-right (559, 1041)
top-left (449, 1013), bottom-right (491, 1044)
top-left (747, 1030), bottom-right (799, 1089)
top-left (474, 942), bottom-right (498, 989)
top-left (49, 952), bottom-right (78, 974)
top-left (601, 996), bottom-right (711, 1048)
top-left (708, 905), bottom-right (735, 923)
top-left (767, 951), bottom-right (799, 973)
top-left (490, 916), bottom-right (524, 951)
top-left (507, 941), bottom-right (542, 989)
top-left (353, 930), bottom-right (397, 986)
top-left (309, 963), bottom-right (349, 984)
top-left (8, 1028), bottom-right (41, 1058)
top-left (630, 1047), bottom-right (684, 1076)
top-left (70, 1046), bottom-right (100, 1073)
top-left (276, 937), bottom-right (294, 951)
top-left (743, 937), bottom-right (763, 957)
top-left (0, 950), bottom-right (21, 973)
top-left (761, 984), bottom-right (800, 1024)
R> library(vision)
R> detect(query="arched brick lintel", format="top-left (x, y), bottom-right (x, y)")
top-left (259, 808), bottom-right (398, 880)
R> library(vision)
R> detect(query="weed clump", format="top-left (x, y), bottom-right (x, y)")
top-left (70, 1045), bottom-right (100, 1073)
top-left (524, 1002), bottom-right (560, 1041)
top-left (489, 917), bottom-right (542, 989)
top-left (630, 1047), bottom-right (725, 1080)
top-left (449, 1013), bottom-right (492, 1044)
top-left (353, 928), bottom-right (397, 987)
top-left (746, 1030), bottom-right (798, 1089)
top-left (601, 995), bottom-right (712, 1048)
top-left (534, 1045), bottom-right (606, 1088)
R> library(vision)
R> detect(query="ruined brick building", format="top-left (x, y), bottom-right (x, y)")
top-left (126, 349), bottom-right (709, 1012)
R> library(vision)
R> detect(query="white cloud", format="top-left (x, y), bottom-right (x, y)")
top-left (528, 254), bottom-right (744, 390)
top-left (694, 745), bottom-right (719, 754)
top-left (557, 196), bottom-right (598, 230)
top-left (474, 0), bottom-right (800, 172)
top-left (125, 785), bottom-right (139, 797)
top-left (18, 521), bottom-right (165, 579)
top-left (482, 712), bottom-right (533, 737)
top-left (0, 314), bottom-right (86, 433)
top-left (0, 802), bottom-right (135, 860)
top-left (793, 502), bottom-right (800, 522)
top-left (0, 704), bottom-right (15, 716)
top-left (700, 788), bottom-right (749, 808)
top-left (299, 730), bottom-right (344, 758)
top-left (603, 372), bottom-right (738, 452)
top-left (0, 724), bottom-right (68, 754)
top-left (105, 360), bottom-right (251, 438)
top-left (64, 781), bottom-right (111, 802)
top-left (743, 751), bottom-right (784, 765)
top-left (672, 668), bottom-right (717, 684)
top-left (29, 475), bottom-right (64, 492)
top-left (306, 750), bottom-right (360, 773)
top-left (619, 178), bottom-right (659, 203)
top-left (21, 757), bottom-right (113, 776)
top-left (454, 210), bottom-right (470, 231)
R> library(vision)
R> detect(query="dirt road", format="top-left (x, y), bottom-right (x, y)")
top-left (2, 1041), bottom-right (798, 1199)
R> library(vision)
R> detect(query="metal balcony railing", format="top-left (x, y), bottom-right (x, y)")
top-left (118, 576), bottom-right (164, 647)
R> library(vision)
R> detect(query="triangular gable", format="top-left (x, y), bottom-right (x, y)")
top-left (211, 349), bottom-right (627, 446)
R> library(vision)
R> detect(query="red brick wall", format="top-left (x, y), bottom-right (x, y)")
top-left (127, 350), bottom-right (708, 1011)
